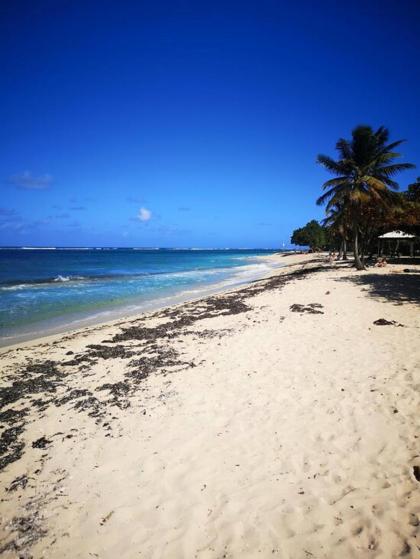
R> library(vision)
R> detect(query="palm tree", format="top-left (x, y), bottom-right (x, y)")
top-left (316, 125), bottom-right (415, 269)
top-left (322, 202), bottom-right (350, 260)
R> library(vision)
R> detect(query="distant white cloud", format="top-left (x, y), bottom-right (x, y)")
top-left (138, 207), bottom-right (152, 222)
top-left (7, 171), bottom-right (53, 190)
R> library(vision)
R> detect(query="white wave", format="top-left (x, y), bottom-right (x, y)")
top-left (53, 275), bottom-right (71, 282)
top-left (21, 246), bottom-right (57, 250)
top-left (0, 283), bottom-right (32, 291)
top-left (52, 274), bottom-right (85, 282)
top-left (0, 256), bottom-right (283, 347)
top-left (133, 247), bottom-right (160, 251)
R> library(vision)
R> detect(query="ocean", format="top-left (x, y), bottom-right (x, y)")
top-left (0, 248), bottom-right (282, 345)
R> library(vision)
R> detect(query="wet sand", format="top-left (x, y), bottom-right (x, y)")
top-left (1, 254), bottom-right (419, 558)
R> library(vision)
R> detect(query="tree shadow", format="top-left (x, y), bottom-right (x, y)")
top-left (335, 272), bottom-right (420, 306)
top-left (386, 257), bottom-right (420, 266)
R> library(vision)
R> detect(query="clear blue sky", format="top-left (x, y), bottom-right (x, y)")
top-left (1, 0), bottom-right (419, 248)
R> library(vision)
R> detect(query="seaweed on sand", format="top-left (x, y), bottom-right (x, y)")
top-left (0, 264), bottom-right (325, 473)
top-left (0, 261), bottom-right (327, 555)
top-left (290, 303), bottom-right (324, 315)
top-left (0, 512), bottom-right (47, 555)
top-left (373, 318), bottom-right (404, 327)
top-left (0, 425), bottom-right (25, 471)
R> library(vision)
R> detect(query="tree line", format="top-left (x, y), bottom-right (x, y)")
top-left (291, 126), bottom-right (419, 269)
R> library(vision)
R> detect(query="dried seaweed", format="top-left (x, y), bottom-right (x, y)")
top-left (290, 303), bottom-right (324, 314)
top-left (373, 318), bottom-right (404, 327)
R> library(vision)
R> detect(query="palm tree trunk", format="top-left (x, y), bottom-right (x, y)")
top-left (338, 240), bottom-right (343, 260)
top-left (343, 239), bottom-right (348, 260)
top-left (353, 223), bottom-right (364, 270)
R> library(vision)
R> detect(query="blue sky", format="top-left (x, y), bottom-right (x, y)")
top-left (1, 0), bottom-right (419, 248)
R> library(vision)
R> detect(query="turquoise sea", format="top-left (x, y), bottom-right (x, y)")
top-left (0, 248), bottom-right (282, 345)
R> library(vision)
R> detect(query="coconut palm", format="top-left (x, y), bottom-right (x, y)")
top-left (322, 202), bottom-right (350, 259)
top-left (316, 125), bottom-right (415, 269)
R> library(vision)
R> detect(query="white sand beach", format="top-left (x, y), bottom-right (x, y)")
top-left (1, 254), bottom-right (419, 558)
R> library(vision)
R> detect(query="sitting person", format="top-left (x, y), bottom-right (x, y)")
top-left (327, 251), bottom-right (337, 263)
top-left (375, 257), bottom-right (387, 267)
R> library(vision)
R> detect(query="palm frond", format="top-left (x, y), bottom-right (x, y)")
top-left (362, 176), bottom-right (387, 191)
top-left (321, 177), bottom-right (349, 189)
top-left (378, 176), bottom-right (399, 190)
top-left (316, 182), bottom-right (351, 206)
top-left (316, 188), bottom-right (336, 206)
top-left (378, 163), bottom-right (416, 176)
top-left (374, 126), bottom-right (389, 146)
top-left (376, 151), bottom-right (402, 163)
top-left (316, 154), bottom-right (346, 175)
top-left (383, 139), bottom-right (405, 152)
top-left (336, 138), bottom-right (352, 160)
top-left (325, 192), bottom-right (351, 212)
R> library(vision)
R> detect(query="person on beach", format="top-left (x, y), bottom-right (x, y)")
top-left (375, 257), bottom-right (388, 267)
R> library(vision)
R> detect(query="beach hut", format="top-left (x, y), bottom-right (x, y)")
top-left (378, 230), bottom-right (416, 257)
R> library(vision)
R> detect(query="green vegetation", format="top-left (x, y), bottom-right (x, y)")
top-left (291, 220), bottom-right (326, 251)
top-left (291, 126), bottom-right (418, 268)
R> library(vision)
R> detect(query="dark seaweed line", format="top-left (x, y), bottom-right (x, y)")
top-left (0, 264), bottom-right (325, 473)
top-left (0, 263), bottom-right (326, 555)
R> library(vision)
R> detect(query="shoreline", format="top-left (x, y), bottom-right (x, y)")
top-left (1, 256), bottom-right (419, 558)
top-left (0, 252), bottom-right (312, 351)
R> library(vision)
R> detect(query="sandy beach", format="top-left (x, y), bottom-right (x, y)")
top-left (1, 253), bottom-right (419, 558)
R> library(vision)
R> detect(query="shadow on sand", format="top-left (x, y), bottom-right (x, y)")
top-left (336, 272), bottom-right (420, 306)
top-left (386, 257), bottom-right (420, 266)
